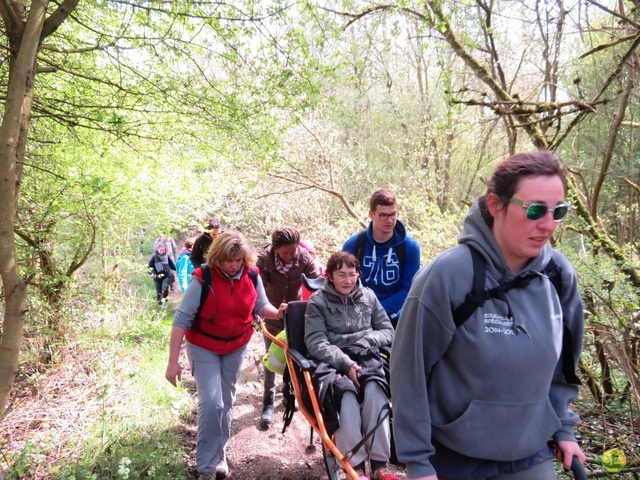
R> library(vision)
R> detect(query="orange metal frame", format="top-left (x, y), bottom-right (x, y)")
top-left (260, 320), bottom-right (360, 480)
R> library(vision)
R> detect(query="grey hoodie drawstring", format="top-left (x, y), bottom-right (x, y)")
top-left (510, 304), bottom-right (531, 337)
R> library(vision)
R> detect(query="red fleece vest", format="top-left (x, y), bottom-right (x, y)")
top-left (185, 265), bottom-right (257, 355)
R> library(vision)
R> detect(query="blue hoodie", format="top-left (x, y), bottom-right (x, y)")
top-left (342, 219), bottom-right (421, 319)
top-left (390, 200), bottom-right (584, 479)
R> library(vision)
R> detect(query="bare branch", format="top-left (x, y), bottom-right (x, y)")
top-left (593, 33), bottom-right (640, 101)
top-left (620, 177), bottom-right (640, 194)
top-left (40, 42), bottom-right (115, 54)
top-left (579, 33), bottom-right (640, 59)
top-left (591, 73), bottom-right (634, 218)
top-left (42, 0), bottom-right (81, 39)
top-left (586, 0), bottom-right (640, 30)
top-left (0, 0), bottom-right (24, 31)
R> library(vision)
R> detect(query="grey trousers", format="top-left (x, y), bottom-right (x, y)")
top-left (439, 459), bottom-right (557, 480)
top-left (335, 382), bottom-right (391, 468)
top-left (186, 341), bottom-right (248, 474)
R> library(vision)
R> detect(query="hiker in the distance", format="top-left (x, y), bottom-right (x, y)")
top-left (165, 231), bottom-right (286, 480)
top-left (342, 188), bottom-right (420, 327)
top-left (148, 241), bottom-right (176, 308)
top-left (190, 216), bottom-right (221, 268)
top-left (391, 150), bottom-right (586, 480)
top-left (176, 239), bottom-right (195, 293)
top-left (154, 235), bottom-right (179, 291)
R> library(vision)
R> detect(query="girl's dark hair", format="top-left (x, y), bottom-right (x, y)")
top-left (271, 228), bottom-right (300, 250)
top-left (479, 150), bottom-right (567, 226)
top-left (205, 217), bottom-right (221, 231)
top-left (325, 251), bottom-right (360, 276)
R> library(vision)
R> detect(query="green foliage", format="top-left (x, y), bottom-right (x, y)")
top-left (3, 256), bottom-right (191, 479)
top-left (5, 442), bottom-right (46, 479)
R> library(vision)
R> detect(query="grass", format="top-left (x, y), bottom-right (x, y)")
top-left (1, 256), bottom-right (196, 479)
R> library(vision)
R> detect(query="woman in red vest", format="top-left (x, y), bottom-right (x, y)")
top-left (165, 231), bottom-right (285, 480)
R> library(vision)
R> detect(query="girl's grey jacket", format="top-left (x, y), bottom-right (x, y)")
top-left (305, 280), bottom-right (394, 375)
top-left (390, 200), bottom-right (584, 479)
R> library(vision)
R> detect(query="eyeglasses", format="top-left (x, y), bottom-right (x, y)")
top-left (334, 272), bottom-right (359, 280)
top-left (375, 211), bottom-right (399, 221)
top-left (502, 196), bottom-right (570, 222)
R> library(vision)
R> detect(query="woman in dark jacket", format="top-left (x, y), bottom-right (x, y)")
top-left (256, 227), bottom-right (322, 427)
top-left (148, 242), bottom-right (176, 307)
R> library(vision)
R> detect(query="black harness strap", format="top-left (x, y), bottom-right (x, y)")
top-left (452, 247), bottom-right (487, 328)
top-left (452, 246), bottom-right (580, 385)
top-left (343, 403), bottom-right (391, 462)
top-left (453, 248), bottom-right (563, 328)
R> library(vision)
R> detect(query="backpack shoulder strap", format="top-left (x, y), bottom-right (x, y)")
top-left (542, 256), bottom-right (580, 385)
top-left (396, 242), bottom-right (406, 266)
top-left (249, 266), bottom-right (259, 288)
top-left (354, 229), bottom-right (368, 265)
top-left (544, 256), bottom-right (563, 296)
top-left (194, 265), bottom-right (212, 321)
top-left (452, 246), bottom-right (486, 328)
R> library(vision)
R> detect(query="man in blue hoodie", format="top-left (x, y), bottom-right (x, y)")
top-left (342, 188), bottom-right (421, 327)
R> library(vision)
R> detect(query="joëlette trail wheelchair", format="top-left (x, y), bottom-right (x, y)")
top-left (259, 274), bottom-right (366, 480)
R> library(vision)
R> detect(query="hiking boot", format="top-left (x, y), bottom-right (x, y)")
top-left (372, 467), bottom-right (400, 480)
top-left (215, 458), bottom-right (229, 479)
top-left (160, 299), bottom-right (168, 309)
top-left (260, 402), bottom-right (274, 428)
top-left (198, 472), bottom-right (216, 480)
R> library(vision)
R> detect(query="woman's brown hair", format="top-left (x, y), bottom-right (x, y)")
top-left (206, 231), bottom-right (255, 268)
top-left (479, 150), bottom-right (567, 227)
top-left (325, 251), bottom-right (360, 277)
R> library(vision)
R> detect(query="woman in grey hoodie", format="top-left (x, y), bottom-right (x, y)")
top-left (391, 150), bottom-right (586, 480)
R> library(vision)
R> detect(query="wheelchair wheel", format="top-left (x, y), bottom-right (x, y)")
top-left (322, 444), bottom-right (342, 480)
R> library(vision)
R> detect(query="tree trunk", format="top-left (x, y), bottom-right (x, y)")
top-left (0, 0), bottom-right (48, 419)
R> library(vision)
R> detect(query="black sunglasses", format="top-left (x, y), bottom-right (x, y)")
top-left (502, 196), bottom-right (570, 222)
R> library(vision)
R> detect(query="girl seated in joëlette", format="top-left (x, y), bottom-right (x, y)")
top-left (304, 251), bottom-right (400, 480)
